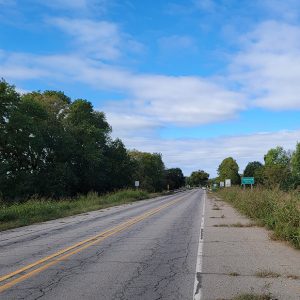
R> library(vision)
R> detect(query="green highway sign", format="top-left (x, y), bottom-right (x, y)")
top-left (241, 177), bottom-right (255, 185)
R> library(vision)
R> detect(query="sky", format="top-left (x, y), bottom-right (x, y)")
top-left (1, 0), bottom-right (300, 177)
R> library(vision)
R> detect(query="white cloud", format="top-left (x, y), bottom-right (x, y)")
top-left (48, 17), bottom-right (144, 61)
top-left (120, 129), bottom-right (300, 176)
top-left (231, 21), bottom-right (300, 110)
top-left (0, 49), bottom-right (245, 127)
top-left (106, 74), bottom-right (245, 126)
top-left (50, 18), bottom-right (122, 60)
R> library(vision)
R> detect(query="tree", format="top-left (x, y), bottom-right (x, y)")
top-left (263, 146), bottom-right (292, 189)
top-left (291, 143), bottom-right (300, 178)
top-left (164, 168), bottom-right (185, 190)
top-left (217, 157), bottom-right (240, 185)
top-left (0, 94), bottom-right (51, 199)
top-left (188, 170), bottom-right (209, 187)
top-left (243, 161), bottom-right (263, 177)
top-left (129, 151), bottom-right (165, 192)
top-left (65, 99), bottom-right (111, 194)
top-left (243, 161), bottom-right (264, 184)
top-left (104, 139), bottom-right (135, 190)
top-left (264, 146), bottom-right (290, 167)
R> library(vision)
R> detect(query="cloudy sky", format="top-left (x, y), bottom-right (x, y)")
top-left (1, 0), bottom-right (300, 176)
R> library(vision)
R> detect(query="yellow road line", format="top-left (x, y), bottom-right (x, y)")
top-left (0, 196), bottom-right (183, 293)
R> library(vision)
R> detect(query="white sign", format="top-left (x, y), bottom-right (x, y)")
top-left (135, 181), bottom-right (140, 187)
top-left (225, 179), bottom-right (231, 187)
top-left (220, 181), bottom-right (225, 187)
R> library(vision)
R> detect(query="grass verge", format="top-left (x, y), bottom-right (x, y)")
top-left (217, 187), bottom-right (300, 249)
top-left (0, 189), bottom-right (153, 231)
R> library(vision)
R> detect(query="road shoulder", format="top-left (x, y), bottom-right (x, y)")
top-left (201, 193), bottom-right (300, 300)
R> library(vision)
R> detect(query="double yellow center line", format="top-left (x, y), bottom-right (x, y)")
top-left (0, 196), bottom-right (183, 293)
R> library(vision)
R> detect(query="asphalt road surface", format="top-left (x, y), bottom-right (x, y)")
top-left (0, 189), bottom-right (204, 300)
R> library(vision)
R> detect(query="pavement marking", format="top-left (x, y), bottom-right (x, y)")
top-left (193, 191), bottom-right (206, 300)
top-left (0, 195), bottom-right (185, 293)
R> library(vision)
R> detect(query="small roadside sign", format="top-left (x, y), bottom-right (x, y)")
top-left (241, 177), bottom-right (255, 185)
top-left (225, 179), bottom-right (231, 187)
top-left (135, 181), bottom-right (140, 187)
top-left (220, 181), bottom-right (225, 188)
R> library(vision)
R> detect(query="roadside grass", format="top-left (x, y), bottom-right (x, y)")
top-left (255, 270), bottom-right (281, 278)
top-left (0, 189), bottom-right (151, 231)
top-left (217, 187), bottom-right (300, 249)
top-left (231, 294), bottom-right (272, 300)
top-left (213, 223), bottom-right (256, 228)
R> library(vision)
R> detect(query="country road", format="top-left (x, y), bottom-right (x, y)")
top-left (0, 189), bottom-right (205, 300)
top-left (1, 189), bottom-right (299, 300)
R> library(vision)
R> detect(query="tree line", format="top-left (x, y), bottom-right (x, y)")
top-left (0, 80), bottom-right (185, 202)
top-left (213, 145), bottom-right (300, 190)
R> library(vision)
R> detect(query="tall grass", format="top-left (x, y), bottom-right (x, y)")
top-left (0, 189), bottom-right (150, 231)
top-left (217, 187), bottom-right (300, 249)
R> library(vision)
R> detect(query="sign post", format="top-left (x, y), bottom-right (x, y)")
top-left (220, 181), bottom-right (225, 188)
top-left (241, 177), bottom-right (255, 190)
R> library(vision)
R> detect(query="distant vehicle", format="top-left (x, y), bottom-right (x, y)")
top-left (202, 187), bottom-right (206, 190)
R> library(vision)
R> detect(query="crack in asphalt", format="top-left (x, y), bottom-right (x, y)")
top-left (1, 190), bottom-right (201, 300)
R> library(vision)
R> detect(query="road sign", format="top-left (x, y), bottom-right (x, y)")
top-left (241, 177), bottom-right (255, 185)
top-left (135, 181), bottom-right (140, 187)
top-left (225, 179), bottom-right (231, 187)
top-left (220, 181), bottom-right (225, 187)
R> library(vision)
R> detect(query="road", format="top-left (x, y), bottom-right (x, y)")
top-left (0, 189), bottom-right (205, 300)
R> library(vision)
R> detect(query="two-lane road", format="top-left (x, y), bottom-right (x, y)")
top-left (0, 189), bottom-right (205, 299)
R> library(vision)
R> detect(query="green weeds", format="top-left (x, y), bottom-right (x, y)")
top-left (0, 189), bottom-right (150, 231)
top-left (217, 187), bottom-right (300, 249)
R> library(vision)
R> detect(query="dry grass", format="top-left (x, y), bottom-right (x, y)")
top-left (255, 270), bottom-right (281, 278)
top-left (231, 294), bottom-right (272, 300)
top-left (217, 187), bottom-right (300, 249)
top-left (213, 223), bottom-right (256, 228)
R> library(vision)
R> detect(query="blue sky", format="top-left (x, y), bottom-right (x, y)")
top-left (1, 0), bottom-right (300, 176)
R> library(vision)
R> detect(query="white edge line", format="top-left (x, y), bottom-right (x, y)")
top-left (193, 190), bottom-right (206, 300)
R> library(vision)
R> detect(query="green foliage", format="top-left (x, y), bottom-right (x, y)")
top-left (262, 146), bottom-right (293, 190)
top-left (0, 189), bottom-right (150, 231)
top-left (188, 170), bottom-right (209, 187)
top-left (217, 157), bottom-right (240, 184)
top-left (291, 142), bottom-right (300, 187)
top-left (264, 146), bottom-right (290, 167)
top-left (243, 161), bottom-right (263, 178)
top-left (0, 80), bottom-right (158, 201)
top-left (218, 187), bottom-right (300, 249)
top-left (129, 150), bottom-right (165, 192)
top-left (164, 168), bottom-right (185, 190)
